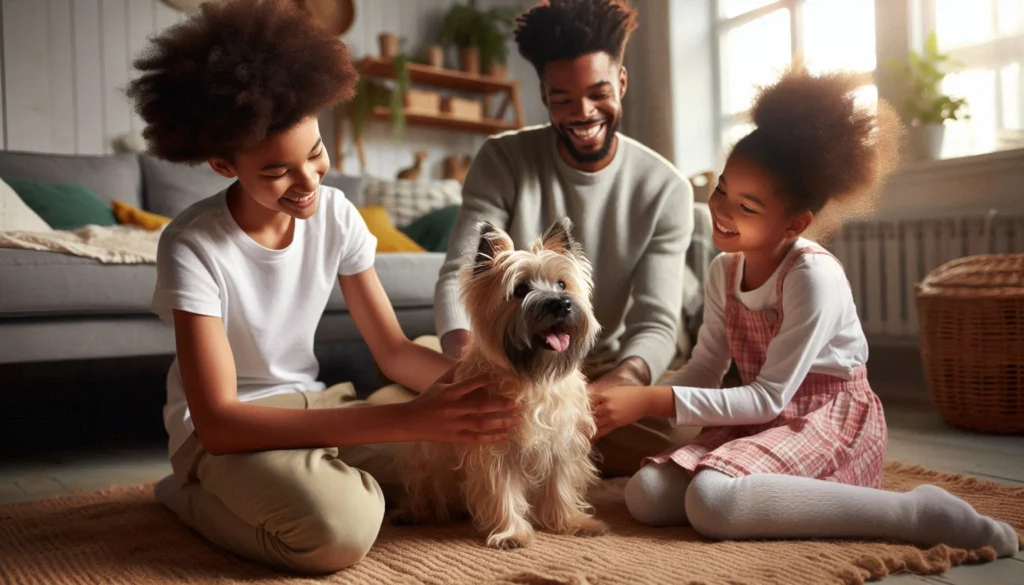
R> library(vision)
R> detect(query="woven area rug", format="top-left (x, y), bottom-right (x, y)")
top-left (1, 462), bottom-right (1021, 585)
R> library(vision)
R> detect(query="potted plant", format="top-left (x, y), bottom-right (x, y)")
top-left (890, 31), bottom-right (969, 160)
top-left (439, 0), bottom-right (519, 76)
top-left (348, 49), bottom-right (411, 169)
top-left (379, 32), bottom-right (400, 59)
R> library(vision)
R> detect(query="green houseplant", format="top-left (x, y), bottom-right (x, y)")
top-left (348, 48), bottom-right (410, 170)
top-left (890, 31), bottom-right (969, 159)
top-left (350, 48), bottom-right (411, 142)
top-left (439, 0), bottom-right (519, 76)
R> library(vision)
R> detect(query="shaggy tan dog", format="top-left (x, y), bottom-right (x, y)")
top-left (395, 218), bottom-right (607, 549)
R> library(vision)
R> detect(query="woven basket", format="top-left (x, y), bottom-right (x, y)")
top-left (915, 254), bottom-right (1024, 434)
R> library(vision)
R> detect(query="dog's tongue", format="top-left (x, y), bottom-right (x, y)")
top-left (545, 332), bottom-right (571, 352)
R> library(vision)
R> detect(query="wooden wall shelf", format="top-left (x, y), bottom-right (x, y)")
top-left (359, 57), bottom-right (516, 95)
top-left (334, 56), bottom-right (526, 172)
top-left (369, 107), bottom-right (519, 135)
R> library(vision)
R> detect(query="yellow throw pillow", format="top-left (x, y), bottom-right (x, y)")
top-left (357, 205), bottom-right (425, 253)
top-left (111, 200), bottom-right (172, 231)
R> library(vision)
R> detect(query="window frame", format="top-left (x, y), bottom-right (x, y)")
top-left (710, 0), bottom-right (1024, 161)
top-left (914, 0), bottom-right (1024, 151)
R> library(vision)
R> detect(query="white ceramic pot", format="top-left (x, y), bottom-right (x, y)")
top-left (911, 123), bottom-right (945, 160)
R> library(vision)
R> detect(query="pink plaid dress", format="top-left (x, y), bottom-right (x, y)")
top-left (647, 245), bottom-right (888, 488)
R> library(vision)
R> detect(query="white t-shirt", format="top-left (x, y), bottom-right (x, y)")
top-left (151, 185), bottom-right (377, 456)
top-left (665, 238), bottom-right (869, 427)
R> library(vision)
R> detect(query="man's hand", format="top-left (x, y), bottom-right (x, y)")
top-left (440, 329), bottom-right (472, 359)
top-left (589, 356), bottom-right (652, 393)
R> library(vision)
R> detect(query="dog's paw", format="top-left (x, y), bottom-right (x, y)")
top-left (568, 516), bottom-right (608, 537)
top-left (486, 528), bottom-right (535, 550)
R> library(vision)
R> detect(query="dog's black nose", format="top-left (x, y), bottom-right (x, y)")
top-left (546, 298), bottom-right (572, 317)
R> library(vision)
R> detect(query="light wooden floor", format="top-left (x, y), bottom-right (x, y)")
top-left (0, 403), bottom-right (1020, 584)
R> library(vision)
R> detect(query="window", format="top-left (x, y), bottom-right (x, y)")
top-left (713, 0), bottom-right (1024, 160)
top-left (714, 0), bottom-right (878, 152)
top-left (920, 0), bottom-right (1024, 157)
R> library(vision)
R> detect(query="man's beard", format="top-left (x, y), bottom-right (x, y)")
top-left (554, 118), bottom-right (619, 164)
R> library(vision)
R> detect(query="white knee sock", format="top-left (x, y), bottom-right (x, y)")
top-left (682, 469), bottom-right (1019, 557)
top-left (624, 462), bottom-right (692, 527)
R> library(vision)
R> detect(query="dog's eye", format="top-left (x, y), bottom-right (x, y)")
top-left (557, 280), bottom-right (566, 290)
top-left (513, 283), bottom-right (530, 299)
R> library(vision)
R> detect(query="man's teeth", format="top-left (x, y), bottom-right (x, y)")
top-left (285, 193), bottom-right (314, 203)
top-left (571, 124), bottom-right (603, 138)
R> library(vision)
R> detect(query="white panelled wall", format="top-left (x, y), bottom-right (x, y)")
top-left (0, 0), bottom-right (186, 155)
top-left (0, 0), bottom-right (545, 180)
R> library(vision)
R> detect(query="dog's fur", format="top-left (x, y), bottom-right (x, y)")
top-left (394, 218), bottom-right (606, 549)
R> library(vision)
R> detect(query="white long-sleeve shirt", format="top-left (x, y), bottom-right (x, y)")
top-left (665, 239), bottom-right (869, 427)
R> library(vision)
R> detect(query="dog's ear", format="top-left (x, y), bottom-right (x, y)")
top-left (540, 217), bottom-right (583, 257)
top-left (473, 221), bottom-right (512, 275)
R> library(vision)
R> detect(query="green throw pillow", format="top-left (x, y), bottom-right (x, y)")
top-left (3, 176), bottom-right (117, 230)
top-left (401, 204), bottom-right (461, 253)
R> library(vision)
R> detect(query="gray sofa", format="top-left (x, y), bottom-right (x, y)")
top-left (0, 148), bottom-right (716, 370)
top-left (0, 150), bottom-right (444, 365)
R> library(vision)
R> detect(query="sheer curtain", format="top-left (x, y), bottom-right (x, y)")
top-left (621, 0), bottom-right (677, 163)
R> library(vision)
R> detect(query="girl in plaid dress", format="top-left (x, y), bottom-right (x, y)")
top-left (591, 68), bottom-right (1019, 556)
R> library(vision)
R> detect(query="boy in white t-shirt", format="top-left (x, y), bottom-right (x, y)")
top-left (127, 0), bottom-right (519, 575)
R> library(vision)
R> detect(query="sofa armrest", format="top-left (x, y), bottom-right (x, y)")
top-left (684, 202), bottom-right (715, 315)
top-left (669, 202), bottom-right (717, 372)
top-left (689, 202), bottom-right (715, 282)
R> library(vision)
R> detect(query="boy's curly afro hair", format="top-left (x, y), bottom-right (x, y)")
top-left (514, 0), bottom-right (639, 76)
top-left (730, 67), bottom-right (904, 234)
top-left (126, 0), bottom-right (357, 163)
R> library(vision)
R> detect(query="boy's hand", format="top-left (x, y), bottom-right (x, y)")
top-left (403, 363), bottom-right (520, 444)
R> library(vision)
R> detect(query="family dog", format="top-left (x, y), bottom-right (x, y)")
top-left (395, 218), bottom-right (606, 549)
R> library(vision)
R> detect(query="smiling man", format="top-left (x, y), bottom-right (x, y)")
top-left (434, 0), bottom-right (695, 476)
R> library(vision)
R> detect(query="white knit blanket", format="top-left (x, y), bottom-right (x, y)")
top-left (0, 224), bottom-right (162, 264)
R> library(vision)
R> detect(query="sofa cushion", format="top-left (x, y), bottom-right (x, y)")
top-left (140, 155), bottom-right (234, 218)
top-left (321, 171), bottom-right (366, 207)
top-left (0, 249), bottom-right (448, 318)
top-left (362, 178), bottom-right (462, 228)
top-left (4, 177), bottom-right (118, 230)
top-left (358, 206), bottom-right (426, 253)
top-left (112, 200), bottom-right (172, 231)
top-left (331, 252), bottom-right (446, 312)
top-left (0, 178), bottom-right (51, 231)
top-left (0, 249), bottom-right (157, 317)
top-left (0, 151), bottom-right (143, 208)
top-left (401, 204), bottom-right (460, 252)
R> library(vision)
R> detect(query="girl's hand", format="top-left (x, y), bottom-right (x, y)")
top-left (591, 385), bottom-right (653, 440)
top-left (402, 364), bottom-right (521, 444)
top-left (591, 385), bottom-right (675, 440)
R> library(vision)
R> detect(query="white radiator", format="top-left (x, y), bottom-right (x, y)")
top-left (825, 211), bottom-right (1024, 339)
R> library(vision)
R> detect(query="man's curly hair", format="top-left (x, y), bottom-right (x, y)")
top-left (126, 0), bottom-right (357, 163)
top-left (514, 0), bottom-right (639, 76)
top-left (731, 68), bottom-right (904, 234)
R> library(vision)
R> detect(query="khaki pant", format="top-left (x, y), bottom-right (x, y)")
top-left (168, 336), bottom-right (697, 574)
top-left (169, 382), bottom-right (407, 575)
